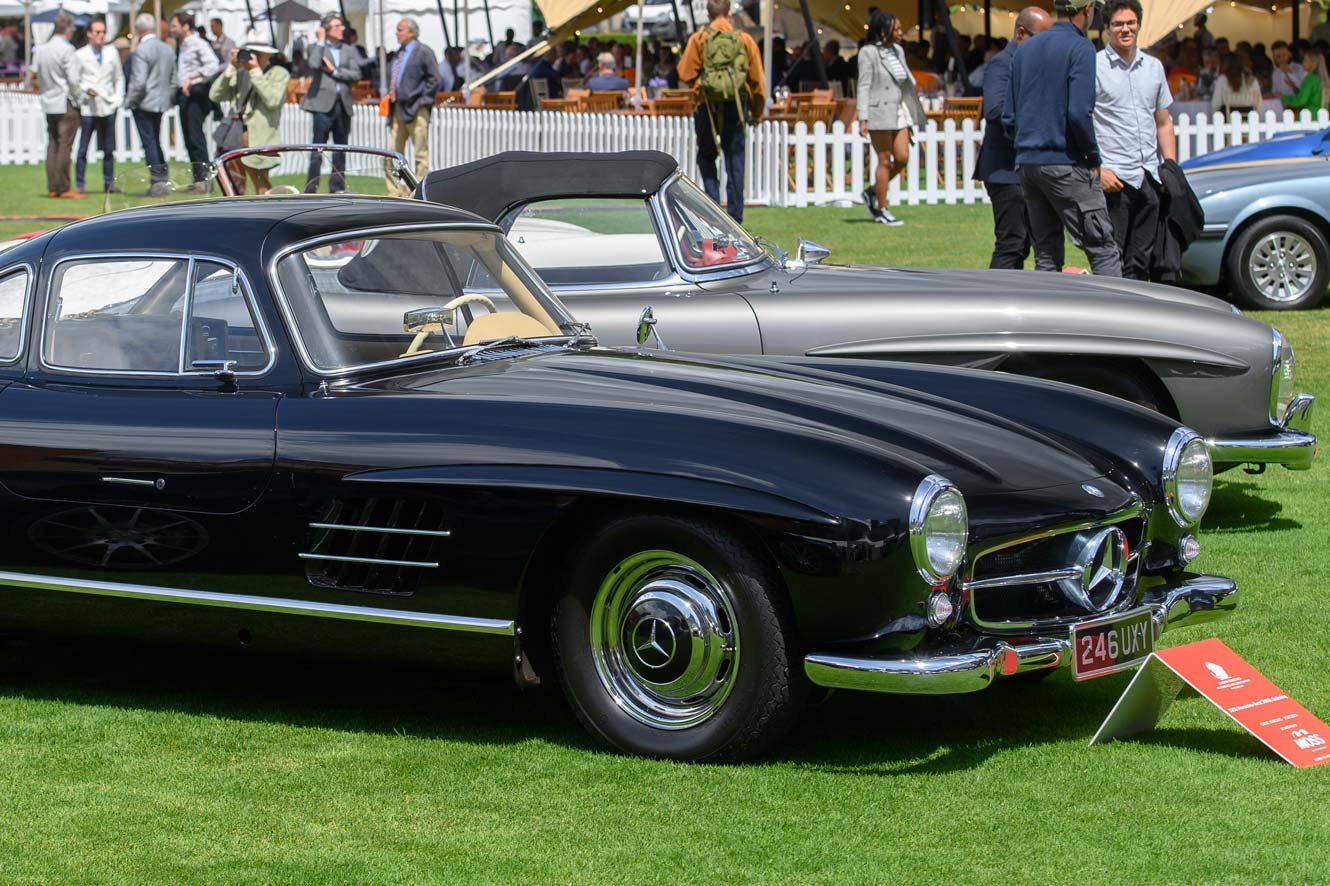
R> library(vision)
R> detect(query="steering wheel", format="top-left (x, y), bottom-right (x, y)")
top-left (401, 294), bottom-right (499, 357)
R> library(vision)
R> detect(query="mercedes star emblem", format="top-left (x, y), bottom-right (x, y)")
top-left (1058, 526), bottom-right (1128, 611)
top-left (631, 616), bottom-right (676, 670)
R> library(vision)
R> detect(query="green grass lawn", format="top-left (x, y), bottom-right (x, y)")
top-left (0, 163), bottom-right (1328, 882)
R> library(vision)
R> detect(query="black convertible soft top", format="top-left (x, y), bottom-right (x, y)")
top-left (420, 151), bottom-right (680, 223)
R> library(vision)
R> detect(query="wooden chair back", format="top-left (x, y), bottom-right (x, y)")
top-left (795, 101), bottom-right (837, 127)
top-left (941, 96), bottom-right (982, 121)
top-left (481, 90), bottom-right (518, 110)
top-left (650, 97), bottom-right (694, 116)
top-left (435, 90), bottom-right (464, 106)
top-left (586, 91), bottom-right (627, 112)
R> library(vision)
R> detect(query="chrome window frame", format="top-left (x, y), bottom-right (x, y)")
top-left (0, 262), bottom-right (36, 366)
top-left (650, 172), bottom-right (774, 285)
top-left (39, 252), bottom-right (277, 379)
top-left (267, 221), bottom-right (578, 378)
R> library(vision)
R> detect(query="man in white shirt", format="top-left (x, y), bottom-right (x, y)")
top-left (1270, 41), bottom-right (1306, 98)
top-left (32, 11), bottom-right (83, 198)
top-left (74, 17), bottom-right (125, 195)
top-left (169, 11), bottom-right (223, 189)
top-left (1095, 0), bottom-right (1175, 280)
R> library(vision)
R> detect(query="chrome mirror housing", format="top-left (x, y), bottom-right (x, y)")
top-left (636, 306), bottom-right (666, 350)
top-left (403, 307), bottom-right (455, 332)
top-left (797, 239), bottom-right (831, 266)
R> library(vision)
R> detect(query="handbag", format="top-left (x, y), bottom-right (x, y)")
top-left (212, 84), bottom-right (253, 156)
top-left (881, 45), bottom-right (927, 127)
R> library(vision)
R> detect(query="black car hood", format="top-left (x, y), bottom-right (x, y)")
top-left (780, 263), bottom-right (1236, 313)
top-left (362, 347), bottom-right (1114, 504)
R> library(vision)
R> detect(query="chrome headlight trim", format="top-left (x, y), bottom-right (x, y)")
top-left (909, 474), bottom-right (969, 584)
top-left (1269, 328), bottom-right (1295, 426)
top-left (1162, 427), bottom-right (1213, 527)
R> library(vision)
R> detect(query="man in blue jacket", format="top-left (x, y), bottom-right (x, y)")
top-left (974, 6), bottom-right (1051, 268)
top-left (1002, 0), bottom-right (1122, 276)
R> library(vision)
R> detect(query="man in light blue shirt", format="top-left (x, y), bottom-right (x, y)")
top-left (1094, 0), bottom-right (1174, 280)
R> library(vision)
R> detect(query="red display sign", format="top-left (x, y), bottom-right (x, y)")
top-left (1091, 637), bottom-right (1330, 768)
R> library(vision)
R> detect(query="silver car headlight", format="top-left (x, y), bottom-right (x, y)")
top-left (1270, 328), bottom-right (1295, 425)
top-left (909, 475), bottom-right (969, 583)
top-left (1163, 428), bottom-right (1212, 526)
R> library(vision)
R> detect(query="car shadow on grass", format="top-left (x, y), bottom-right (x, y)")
top-left (1203, 478), bottom-right (1299, 534)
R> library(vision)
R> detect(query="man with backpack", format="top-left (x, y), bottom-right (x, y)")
top-left (678, 0), bottom-right (766, 223)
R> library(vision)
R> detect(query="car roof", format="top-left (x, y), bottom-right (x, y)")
top-left (420, 150), bottom-right (681, 222)
top-left (42, 196), bottom-right (496, 263)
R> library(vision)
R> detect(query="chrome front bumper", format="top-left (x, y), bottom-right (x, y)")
top-left (1209, 393), bottom-right (1317, 470)
top-left (803, 573), bottom-right (1238, 696)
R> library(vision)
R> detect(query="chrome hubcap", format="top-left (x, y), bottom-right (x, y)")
top-left (1249, 231), bottom-right (1316, 303)
top-left (589, 551), bottom-right (739, 730)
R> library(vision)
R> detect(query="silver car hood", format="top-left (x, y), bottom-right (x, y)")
top-left (1185, 155), bottom-right (1330, 198)
top-left (777, 264), bottom-right (1237, 314)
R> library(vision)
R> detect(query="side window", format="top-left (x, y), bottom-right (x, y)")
top-left (45, 259), bottom-right (187, 373)
top-left (507, 198), bottom-right (670, 286)
top-left (0, 269), bottom-right (29, 362)
top-left (186, 261), bottom-right (268, 372)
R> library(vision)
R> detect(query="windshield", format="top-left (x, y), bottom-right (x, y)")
top-left (275, 229), bottom-right (578, 373)
top-left (662, 176), bottom-right (765, 271)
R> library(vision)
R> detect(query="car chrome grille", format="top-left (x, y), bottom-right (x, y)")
top-left (963, 514), bottom-right (1146, 632)
top-left (301, 499), bottom-right (451, 596)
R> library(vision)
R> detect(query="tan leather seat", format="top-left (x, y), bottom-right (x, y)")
top-left (462, 312), bottom-right (555, 345)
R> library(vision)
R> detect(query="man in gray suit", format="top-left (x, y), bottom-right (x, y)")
top-left (32, 11), bottom-right (83, 197)
top-left (302, 13), bottom-right (363, 193)
top-left (124, 13), bottom-right (177, 192)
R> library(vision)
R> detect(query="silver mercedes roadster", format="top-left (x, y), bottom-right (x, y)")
top-left (421, 151), bottom-right (1316, 475)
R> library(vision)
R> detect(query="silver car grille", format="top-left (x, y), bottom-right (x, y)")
top-left (962, 506), bottom-right (1145, 634)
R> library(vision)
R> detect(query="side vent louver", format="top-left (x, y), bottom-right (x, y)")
top-left (301, 499), bottom-right (451, 596)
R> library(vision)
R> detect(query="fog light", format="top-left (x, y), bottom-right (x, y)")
top-left (927, 590), bottom-right (955, 627)
top-left (1179, 534), bottom-right (1201, 565)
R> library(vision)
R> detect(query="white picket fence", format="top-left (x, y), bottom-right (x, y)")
top-left (1, 88), bottom-right (1325, 208)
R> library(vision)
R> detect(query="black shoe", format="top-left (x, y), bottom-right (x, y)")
top-left (874, 208), bottom-right (905, 226)
top-left (862, 186), bottom-right (879, 218)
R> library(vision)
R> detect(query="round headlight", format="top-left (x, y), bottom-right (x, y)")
top-left (1163, 428), bottom-right (1212, 526)
top-left (909, 475), bottom-right (969, 583)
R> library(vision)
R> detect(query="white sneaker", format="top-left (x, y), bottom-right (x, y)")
top-left (875, 209), bottom-right (904, 226)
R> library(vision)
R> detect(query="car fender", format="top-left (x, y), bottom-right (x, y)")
top-left (805, 331), bottom-right (1249, 375)
top-left (1220, 192), bottom-right (1330, 252)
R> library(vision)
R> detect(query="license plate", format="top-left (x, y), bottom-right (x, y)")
top-left (1071, 607), bottom-right (1155, 681)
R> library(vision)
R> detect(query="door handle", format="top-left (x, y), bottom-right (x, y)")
top-left (101, 476), bottom-right (166, 490)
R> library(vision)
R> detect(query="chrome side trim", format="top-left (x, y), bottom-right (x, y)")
top-left (101, 476), bottom-right (164, 489)
top-left (806, 573), bottom-right (1238, 695)
top-left (298, 552), bottom-right (439, 569)
top-left (0, 570), bottom-right (513, 635)
top-left (310, 522), bottom-right (452, 538)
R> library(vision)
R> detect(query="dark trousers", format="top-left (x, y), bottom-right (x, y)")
top-left (305, 102), bottom-right (351, 193)
top-left (76, 114), bottom-right (117, 189)
top-left (985, 181), bottom-right (1030, 270)
top-left (695, 101), bottom-right (746, 223)
top-left (178, 83), bottom-right (213, 181)
top-left (44, 103), bottom-right (80, 194)
top-left (133, 110), bottom-right (166, 181)
top-left (1017, 164), bottom-right (1123, 277)
top-left (1105, 176), bottom-right (1161, 281)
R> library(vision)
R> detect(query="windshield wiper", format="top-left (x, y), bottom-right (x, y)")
top-left (456, 336), bottom-right (524, 365)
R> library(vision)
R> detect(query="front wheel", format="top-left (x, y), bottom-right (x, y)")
top-left (1226, 215), bottom-right (1329, 310)
top-left (552, 515), bottom-right (805, 761)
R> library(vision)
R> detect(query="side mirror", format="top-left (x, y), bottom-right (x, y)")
top-left (796, 238), bottom-right (830, 267)
top-left (403, 307), bottom-right (456, 332)
top-left (636, 306), bottom-right (667, 350)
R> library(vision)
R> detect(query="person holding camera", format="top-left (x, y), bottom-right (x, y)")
top-left (209, 42), bottom-right (289, 194)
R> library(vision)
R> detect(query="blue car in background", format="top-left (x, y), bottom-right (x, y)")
top-left (1181, 126), bottom-right (1330, 171)
top-left (1181, 128), bottom-right (1330, 310)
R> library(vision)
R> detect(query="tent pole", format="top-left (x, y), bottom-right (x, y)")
top-left (634, 0), bottom-right (645, 103)
top-left (263, 0), bottom-right (276, 46)
top-left (462, 0), bottom-right (470, 93)
top-left (686, 1), bottom-right (697, 32)
top-left (454, 3), bottom-right (460, 51)
top-left (242, 0), bottom-right (254, 40)
top-left (984, 0), bottom-right (991, 40)
top-left (436, 0), bottom-right (451, 46)
top-left (377, 0), bottom-right (387, 94)
top-left (1293, 0), bottom-right (1301, 42)
top-left (762, 0), bottom-right (772, 99)
top-left (796, 0), bottom-right (827, 89)
top-left (22, 0), bottom-right (31, 88)
top-left (482, 0), bottom-right (494, 47)
top-left (667, 0), bottom-right (686, 44)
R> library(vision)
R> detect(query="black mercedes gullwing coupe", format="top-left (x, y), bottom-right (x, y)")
top-left (0, 186), bottom-right (1237, 761)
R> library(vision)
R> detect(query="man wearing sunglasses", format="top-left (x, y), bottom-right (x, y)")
top-left (74, 17), bottom-right (125, 195)
top-left (1094, 0), bottom-right (1175, 280)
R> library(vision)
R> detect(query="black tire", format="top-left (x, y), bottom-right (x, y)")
top-left (1226, 215), bottom-right (1330, 311)
top-left (552, 514), bottom-right (805, 762)
top-left (1030, 363), bottom-right (1165, 414)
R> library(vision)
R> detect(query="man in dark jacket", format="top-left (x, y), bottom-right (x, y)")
top-left (385, 17), bottom-right (440, 196)
top-left (1002, 0), bottom-right (1122, 276)
top-left (974, 6), bottom-right (1051, 269)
